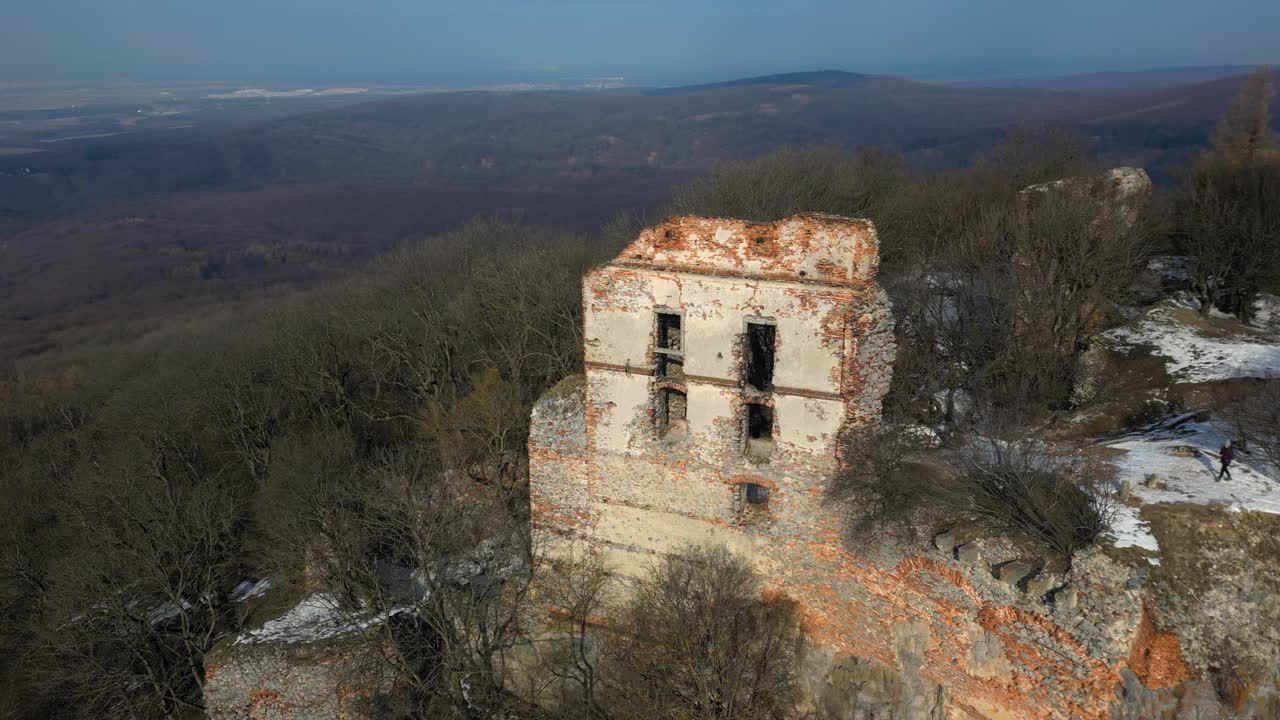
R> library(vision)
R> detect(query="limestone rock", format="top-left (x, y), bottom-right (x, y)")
top-left (933, 531), bottom-right (956, 556)
top-left (997, 560), bottom-right (1038, 587)
top-left (1026, 573), bottom-right (1057, 601)
top-left (956, 541), bottom-right (982, 564)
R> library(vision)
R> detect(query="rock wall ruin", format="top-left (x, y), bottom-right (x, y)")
top-left (527, 213), bottom-right (1219, 719)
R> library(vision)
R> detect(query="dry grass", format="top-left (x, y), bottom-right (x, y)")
top-left (1143, 503), bottom-right (1280, 611)
top-left (1158, 304), bottom-right (1268, 340)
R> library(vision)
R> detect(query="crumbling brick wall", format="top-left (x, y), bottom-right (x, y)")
top-left (528, 213), bottom-right (1215, 719)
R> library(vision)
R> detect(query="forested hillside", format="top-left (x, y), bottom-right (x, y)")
top-left (1, 71), bottom-right (1279, 719)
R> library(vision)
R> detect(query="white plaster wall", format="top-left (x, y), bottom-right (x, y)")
top-left (683, 288), bottom-right (742, 380)
top-left (583, 269), bottom-right (654, 368)
top-left (647, 273), bottom-right (684, 314)
top-left (584, 266), bottom-right (854, 462)
top-left (586, 372), bottom-right (651, 455)
top-left (685, 384), bottom-right (741, 460)
top-left (775, 396), bottom-right (844, 451)
top-left (771, 299), bottom-right (845, 391)
top-left (585, 268), bottom-right (849, 392)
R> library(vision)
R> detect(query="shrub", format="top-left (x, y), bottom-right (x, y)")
top-left (835, 428), bottom-right (1115, 562)
top-left (829, 424), bottom-right (940, 542)
top-left (606, 545), bottom-right (803, 720)
top-left (944, 437), bottom-right (1116, 561)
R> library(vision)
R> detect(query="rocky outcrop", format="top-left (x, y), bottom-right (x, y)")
top-left (1021, 167), bottom-right (1153, 209)
top-left (204, 633), bottom-right (394, 720)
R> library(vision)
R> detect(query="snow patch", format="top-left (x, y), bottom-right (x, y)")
top-left (146, 599), bottom-right (192, 625)
top-left (1109, 504), bottom-right (1160, 552)
top-left (1105, 295), bottom-right (1280, 383)
top-left (236, 593), bottom-right (404, 644)
top-left (1146, 255), bottom-right (1188, 283)
top-left (1101, 414), bottom-right (1280, 516)
top-left (230, 578), bottom-right (273, 603)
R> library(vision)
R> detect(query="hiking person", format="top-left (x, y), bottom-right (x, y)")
top-left (1216, 440), bottom-right (1234, 482)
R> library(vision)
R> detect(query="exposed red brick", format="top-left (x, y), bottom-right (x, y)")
top-left (1127, 602), bottom-right (1191, 690)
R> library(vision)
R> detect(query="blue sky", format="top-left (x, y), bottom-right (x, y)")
top-left (3, 0), bottom-right (1277, 85)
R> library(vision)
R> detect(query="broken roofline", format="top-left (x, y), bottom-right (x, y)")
top-left (607, 213), bottom-right (881, 287)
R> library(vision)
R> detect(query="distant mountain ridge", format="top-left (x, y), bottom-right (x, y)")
top-left (644, 70), bottom-right (884, 94)
top-left (985, 65), bottom-right (1270, 94)
top-left (3, 66), bottom-right (1276, 217)
top-left (1, 65), bottom-right (1277, 361)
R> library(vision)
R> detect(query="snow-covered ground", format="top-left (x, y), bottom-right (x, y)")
top-left (1105, 294), bottom-right (1280, 383)
top-left (1105, 292), bottom-right (1274, 384)
top-left (1101, 413), bottom-right (1280, 552)
top-left (1095, 291), bottom-right (1280, 552)
top-left (236, 593), bottom-right (405, 645)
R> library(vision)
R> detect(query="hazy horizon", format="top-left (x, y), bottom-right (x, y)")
top-left (4, 0), bottom-right (1278, 88)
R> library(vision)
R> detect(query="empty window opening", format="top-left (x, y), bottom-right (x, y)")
top-left (656, 312), bottom-right (682, 353)
top-left (737, 482), bottom-right (770, 524)
top-left (744, 322), bottom-right (775, 391)
top-left (657, 353), bottom-right (684, 381)
top-left (744, 483), bottom-right (770, 505)
top-left (747, 403), bottom-right (772, 440)
top-left (657, 388), bottom-right (688, 438)
top-left (746, 402), bottom-right (774, 461)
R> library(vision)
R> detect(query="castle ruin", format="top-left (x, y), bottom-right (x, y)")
top-left (529, 213), bottom-right (894, 575)
top-left (527, 212), bottom-right (1204, 720)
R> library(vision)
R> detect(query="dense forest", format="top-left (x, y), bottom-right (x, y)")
top-left (1, 71), bottom-right (1278, 719)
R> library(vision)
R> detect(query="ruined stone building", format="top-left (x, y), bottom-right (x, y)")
top-left (528, 212), bottom-right (1211, 720)
top-left (530, 213), bottom-right (894, 575)
top-left (203, 184), bottom-right (1252, 720)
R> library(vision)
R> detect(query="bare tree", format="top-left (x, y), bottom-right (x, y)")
top-left (1226, 380), bottom-right (1280, 470)
top-left (291, 449), bottom-right (532, 717)
top-left (978, 125), bottom-right (1094, 191)
top-left (1210, 70), bottom-right (1279, 166)
top-left (1178, 159), bottom-right (1280, 321)
top-left (830, 424), bottom-right (939, 541)
top-left (675, 146), bottom-right (908, 226)
top-left (992, 187), bottom-right (1154, 409)
top-left (942, 434), bottom-right (1116, 561)
top-left (1174, 70), bottom-right (1280, 321)
top-left (606, 545), bottom-right (803, 720)
top-left (417, 368), bottom-right (530, 511)
top-left (835, 417), bottom-right (1115, 563)
top-left (536, 546), bottom-right (613, 718)
top-left (891, 180), bottom-right (1152, 417)
top-left (33, 398), bottom-right (250, 719)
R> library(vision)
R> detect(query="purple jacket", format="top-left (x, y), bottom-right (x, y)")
top-left (1220, 445), bottom-right (1235, 465)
